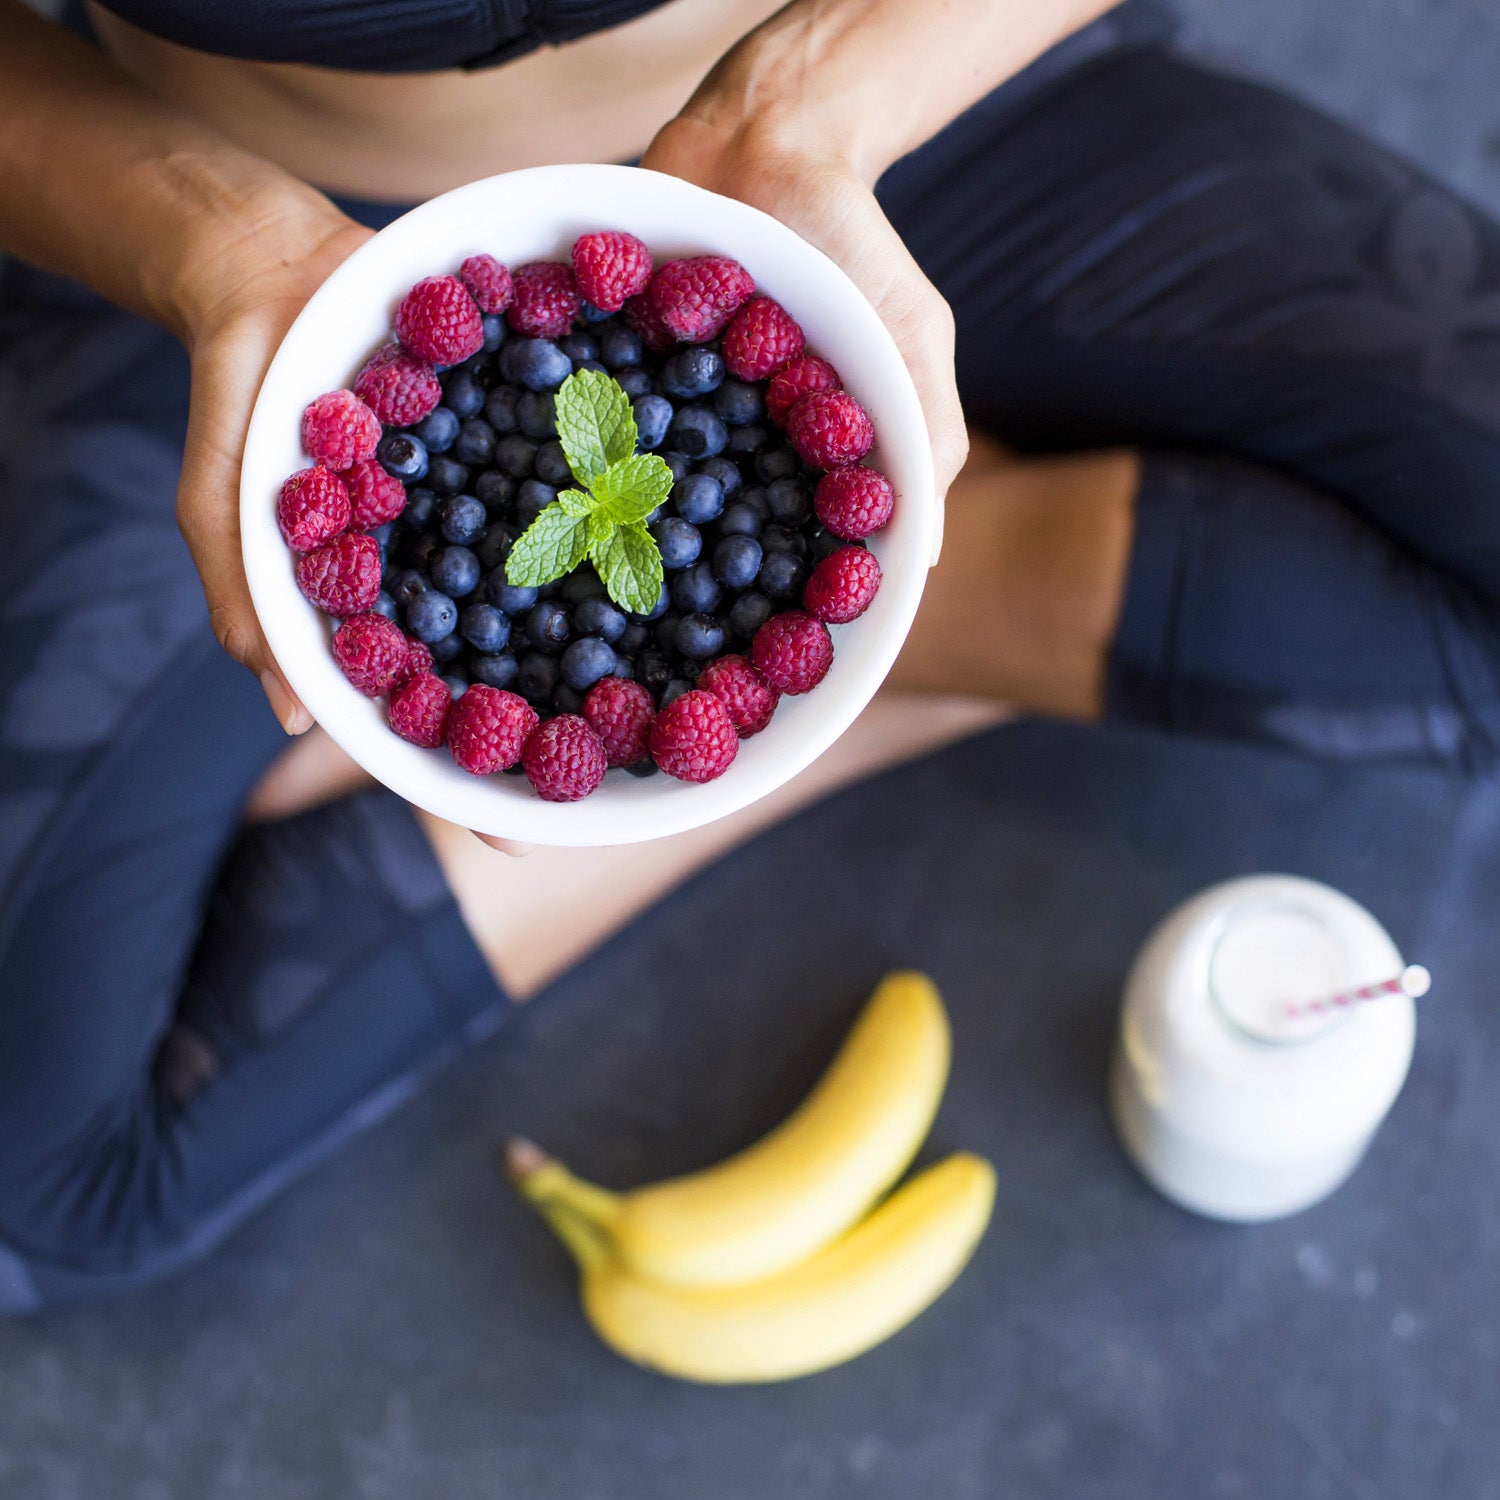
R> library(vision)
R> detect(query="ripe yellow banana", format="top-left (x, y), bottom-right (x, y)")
top-left (538, 1153), bottom-right (995, 1384)
top-left (515, 970), bottom-right (952, 1286)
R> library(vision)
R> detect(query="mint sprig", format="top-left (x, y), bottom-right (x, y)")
top-left (505, 369), bottom-right (669, 615)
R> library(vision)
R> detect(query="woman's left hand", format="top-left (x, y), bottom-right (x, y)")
top-left (641, 113), bottom-right (965, 562)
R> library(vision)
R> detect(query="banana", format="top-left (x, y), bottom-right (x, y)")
top-left (514, 970), bottom-right (952, 1287)
top-left (538, 1154), bottom-right (995, 1384)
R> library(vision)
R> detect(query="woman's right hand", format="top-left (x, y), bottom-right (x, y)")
top-left (167, 180), bottom-right (374, 733)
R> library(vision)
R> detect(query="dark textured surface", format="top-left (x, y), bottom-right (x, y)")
top-left (2, 718), bottom-right (1498, 1497)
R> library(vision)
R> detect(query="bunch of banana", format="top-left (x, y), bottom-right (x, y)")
top-left (508, 970), bottom-right (996, 1384)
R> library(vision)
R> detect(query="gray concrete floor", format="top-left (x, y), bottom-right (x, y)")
top-left (3, 4), bottom-right (1500, 1498)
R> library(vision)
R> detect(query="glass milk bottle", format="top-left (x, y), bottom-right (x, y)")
top-left (1109, 875), bottom-right (1420, 1221)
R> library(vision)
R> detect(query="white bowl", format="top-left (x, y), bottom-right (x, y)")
top-left (241, 163), bottom-right (935, 845)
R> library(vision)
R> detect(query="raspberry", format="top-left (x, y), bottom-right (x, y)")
top-left (697, 654), bottom-right (780, 736)
top-left (803, 545), bottom-right (882, 624)
top-left (399, 637), bottom-right (435, 685)
top-left (648, 256), bottom-right (755, 343)
top-left (508, 261), bottom-right (582, 338)
top-left (331, 612), bottom-right (410, 696)
top-left (651, 689), bottom-right (739, 783)
top-left (766, 356), bottom-right (841, 426)
top-left (813, 465), bottom-right (896, 540)
top-left (786, 390), bottom-right (875, 469)
top-left (722, 297), bottom-right (805, 382)
top-left (277, 465), bottom-right (351, 552)
top-left (446, 684), bottom-right (538, 775)
top-left (522, 714), bottom-right (608, 801)
top-left (387, 673), bottom-right (451, 749)
top-left (300, 389), bottom-right (380, 470)
top-left (751, 611), bottom-right (834, 695)
top-left (459, 254), bottom-right (513, 315)
top-left (621, 292), bottom-right (677, 353)
top-left (295, 532), bottom-right (381, 617)
top-left (583, 677), bottom-right (656, 767)
top-left (395, 275), bottom-right (485, 365)
top-left (339, 458), bottom-right (407, 528)
top-left (355, 343), bottom-right (442, 426)
top-left (571, 231), bottom-right (653, 313)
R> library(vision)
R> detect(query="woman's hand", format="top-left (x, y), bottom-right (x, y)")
top-left (168, 182), bottom-right (374, 732)
top-left (642, 113), bottom-right (964, 562)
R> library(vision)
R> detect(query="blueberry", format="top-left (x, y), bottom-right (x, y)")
top-left (661, 450), bottom-right (692, 482)
top-left (517, 389), bottom-right (557, 441)
top-left (476, 524), bottom-right (517, 572)
top-left (452, 417), bottom-right (497, 467)
top-left (727, 423), bottom-right (770, 457)
top-left (439, 493), bottom-right (486, 545)
top-left (441, 673), bottom-right (469, 697)
top-left (487, 579), bottom-right (537, 615)
top-left (370, 520), bottom-right (395, 549)
top-left (442, 367), bottom-right (486, 418)
top-left (632, 394), bottom-right (674, 450)
top-left (662, 347), bottom-right (725, 400)
top-left (603, 368), bottom-right (645, 402)
top-left (728, 589), bottom-right (774, 641)
top-left (579, 300), bottom-right (612, 324)
top-left (525, 599), bottom-right (572, 653)
top-left (812, 527), bottom-right (849, 563)
top-left (407, 589), bottom-right (458, 643)
top-left (414, 406), bottom-right (460, 454)
top-left (712, 534), bottom-right (764, 590)
top-left (553, 683), bottom-right (588, 714)
top-left (635, 581), bottom-right (671, 621)
top-left (766, 477), bottom-right (812, 526)
top-left (600, 324), bottom-right (643, 370)
top-left (617, 620), bottom-right (650, 657)
top-left (518, 651), bottom-right (560, 704)
top-left (484, 386), bottom-right (520, 433)
top-left (672, 560), bottom-right (722, 615)
top-left (651, 516), bottom-right (702, 570)
top-left (671, 473), bottom-right (724, 526)
top-left (660, 678), bottom-right (694, 709)
top-left (574, 596), bottom-right (626, 642)
top-left (460, 602), bottom-right (510, 653)
top-left (755, 444), bottom-right (800, 483)
top-left (668, 406), bottom-right (727, 459)
top-left (388, 567), bottom-right (428, 608)
top-left (761, 524), bottom-right (808, 558)
top-left (576, 359), bottom-right (609, 375)
top-left (475, 469), bottom-right (515, 509)
top-left (427, 455), bottom-right (468, 498)
top-left (516, 478), bottom-right (557, 524)
top-left (400, 486), bottom-right (437, 529)
top-left (400, 533), bottom-right (440, 571)
top-left (719, 501), bottom-right (763, 538)
top-left (495, 434), bottom-right (538, 478)
top-left (470, 650), bottom-right (518, 690)
top-left (713, 379), bottom-right (764, 426)
top-left (430, 630), bottom-right (465, 665)
top-left (696, 455), bottom-right (741, 498)
top-left (560, 331), bottom-right (598, 363)
top-left (624, 757), bottom-right (659, 777)
top-left (377, 432), bottom-right (428, 482)
top-left (535, 439), bottom-right (573, 487)
top-left (501, 337), bottom-right (572, 392)
top-left (739, 484), bottom-right (771, 518)
top-left (677, 613), bottom-right (725, 661)
top-left (560, 636), bottom-right (618, 691)
top-left (653, 615), bottom-right (682, 653)
top-left (481, 313), bottom-right (507, 353)
top-left (561, 568), bottom-right (607, 606)
top-left (431, 545), bottom-right (481, 598)
top-left (372, 591), bottom-right (399, 623)
top-left (758, 550), bottom-right (806, 600)
top-left (637, 649), bottom-right (673, 696)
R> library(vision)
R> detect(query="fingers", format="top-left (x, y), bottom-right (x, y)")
top-left (177, 317), bottom-right (312, 734)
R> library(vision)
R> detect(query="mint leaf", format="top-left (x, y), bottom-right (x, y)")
top-left (591, 453), bottom-right (674, 526)
top-left (554, 369), bottom-right (637, 485)
top-left (557, 487), bottom-right (593, 518)
top-left (505, 503), bottom-right (590, 587)
top-left (591, 521), bottom-right (664, 617)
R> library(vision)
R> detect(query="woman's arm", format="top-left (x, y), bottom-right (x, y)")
top-left (0, 0), bottom-right (370, 731)
top-left (643, 0), bottom-right (1120, 554)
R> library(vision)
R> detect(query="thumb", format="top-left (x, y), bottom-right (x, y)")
top-left (177, 318), bottom-right (312, 735)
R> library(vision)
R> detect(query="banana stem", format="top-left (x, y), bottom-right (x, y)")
top-left (505, 1138), bottom-right (624, 1229)
top-left (537, 1199), bottom-right (611, 1272)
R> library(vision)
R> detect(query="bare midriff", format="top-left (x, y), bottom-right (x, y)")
top-left (85, 0), bottom-right (781, 202)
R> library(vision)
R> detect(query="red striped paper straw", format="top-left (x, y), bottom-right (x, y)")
top-left (1282, 964), bottom-right (1431, 1021)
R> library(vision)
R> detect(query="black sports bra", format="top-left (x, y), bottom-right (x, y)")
top-left (91, 0), bottom-right (675, 72)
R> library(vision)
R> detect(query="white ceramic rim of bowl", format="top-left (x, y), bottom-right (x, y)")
top-left (241, 163), bottom-right (935, 845)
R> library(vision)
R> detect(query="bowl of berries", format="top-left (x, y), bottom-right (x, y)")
top-left (241, 163), bottom-right (935, 844)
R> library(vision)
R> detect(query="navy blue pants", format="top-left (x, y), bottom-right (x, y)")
top-left (5, 1), bottom-right (1500, 1311)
